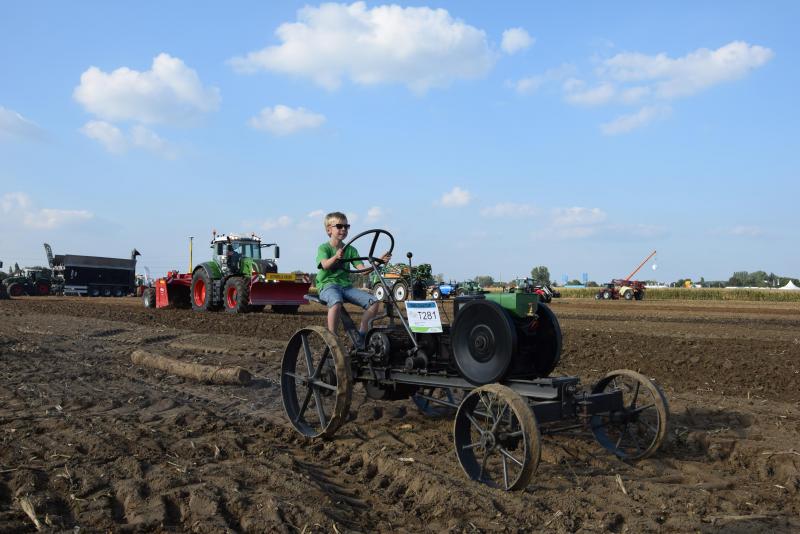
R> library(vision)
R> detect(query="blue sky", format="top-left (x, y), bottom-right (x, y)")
top-left (1, 1), bottom-right (797, 283)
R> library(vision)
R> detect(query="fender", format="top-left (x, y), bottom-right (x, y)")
top-left (193, 261), bottom-right (222, 280)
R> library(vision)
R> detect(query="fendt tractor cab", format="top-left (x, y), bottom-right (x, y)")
top-left (144, 232), bottom-right (310, 314)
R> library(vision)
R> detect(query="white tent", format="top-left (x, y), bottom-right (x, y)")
top-left (779, 280), bottom-right (800, 290)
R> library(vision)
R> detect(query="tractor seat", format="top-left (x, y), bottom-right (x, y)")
top-left (305, 294), bottom-right (326, 306)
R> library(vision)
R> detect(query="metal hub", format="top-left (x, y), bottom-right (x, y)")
top-left (468, 325), bottom-right (495, 362)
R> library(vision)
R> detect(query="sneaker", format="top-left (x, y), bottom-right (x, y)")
top-left (355, 331), bottom-right (366, 350)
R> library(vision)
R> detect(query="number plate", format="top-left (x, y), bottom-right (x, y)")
top-left (405, 301), bottom-right (443, 333)
top-left (264, 273), bottom-right (296, 281)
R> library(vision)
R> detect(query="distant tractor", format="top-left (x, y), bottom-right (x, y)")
top-left (371, 261), bottom-right (430, 302)
top-left (429, 281), bottom-right (458, 300)
top-left (144, 232), bottom-right (310, 313)
top-left (596, 250), bottom-right (656, 301)
top-left (1, 268), bottom-right (52, 297)
top-left (507, 278), bottom-right (559, 303)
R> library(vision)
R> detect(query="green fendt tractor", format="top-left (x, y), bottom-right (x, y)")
top-left (1, 267), bottom-right (52, 298)
top-left (145, 232), bottom-right (310, 314)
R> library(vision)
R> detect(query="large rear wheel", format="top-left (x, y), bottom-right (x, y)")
top-left (281, 326), bottom-right (352, 438)
top-left (453, 384), bottom-right (540, 490)
top-left (142, 288), bottom-right (156, 308)
top-left (7, 283), bottom-right (25, 297)
top-left (224, 277), bottom-right (250, 313)
top-left (191, 270), bottom-right (220, 311)
top-left (590, 369), bottom-right (669, 461)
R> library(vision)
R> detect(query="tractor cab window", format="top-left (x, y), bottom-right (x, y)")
top-left (233, 242), bottom-right (261, 259)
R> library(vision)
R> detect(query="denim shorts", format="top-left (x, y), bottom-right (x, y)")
top-left (320, 285), bottom-right (376, 309)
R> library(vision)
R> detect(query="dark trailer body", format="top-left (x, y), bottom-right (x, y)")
top-left (47, 245), bottom-right (140, 297)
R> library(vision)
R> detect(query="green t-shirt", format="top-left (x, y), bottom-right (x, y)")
top-left (315, 242), bottom-right (361, 291)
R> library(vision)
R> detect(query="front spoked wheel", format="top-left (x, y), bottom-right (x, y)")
top-left (453, 384), bottom-right (540, 491)
top-left (590, 369), bottom-right (669, 460)
top-left (281, 326), bottom-right (353, 438)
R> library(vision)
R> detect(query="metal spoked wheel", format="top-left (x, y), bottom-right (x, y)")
top-left (412, 387), bottom-right (461, 418)
top-left (590, 369), bottom-right (669, 460)
top-left (453, 384), bottom-right (540, 491)
top-left (281, 326), bottom-right (353, 438)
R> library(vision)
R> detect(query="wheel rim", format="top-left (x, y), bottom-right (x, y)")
top-left (281, 326), bottom-right (352, 438)
top-left (193, 279), bottom-right (206, 306)
top-left (374, 285), bottom-right (385, 301)
top-left (394, 284), bottom-right (406, 301)
top-left (453, 384), bottom-right (540, 490)
top-left (226, 286), bottom-right (237, 308)
top-left (590, 369), bottom-right (669, 460)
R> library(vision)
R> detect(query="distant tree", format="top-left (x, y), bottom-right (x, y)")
top-left (530, 266), bottom-right (550, 285)
top-left (13, 262), bottom-right (20, 274)
top-left (434, 273), bottom-right (444, 283)
top-left (474, 275), bottom-right (494, 287)
top-left (728, 271), bottom-right (749, 287)
top-left (586, 281), bottom-right (598, 287)
top-left (567, 279), bottom-right (582, 286)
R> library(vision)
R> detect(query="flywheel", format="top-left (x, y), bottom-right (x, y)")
top-left (451, 300), bottom-right (516, 385)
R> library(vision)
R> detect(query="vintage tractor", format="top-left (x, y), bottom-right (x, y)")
top-left (280, 229), bottom-right (669, 490)
top-left (143, 232), bottom-right (310, 313)
top-left (507, 278), bottom-right (559, 303)
top-left (1, 268), bottom-right (52, 297)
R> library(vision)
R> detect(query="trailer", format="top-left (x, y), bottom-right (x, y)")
top-left (44, 243), bottom-right (139, 297)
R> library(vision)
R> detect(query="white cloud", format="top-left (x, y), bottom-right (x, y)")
top-left (552, 207), bottom-right (607, 226)
top-left (564, 82), bottom-right (616, 106)
top-left (730, 225), bottom-right (763, 237)
top-left (601, 105), bottom-right (671, 135)
top-left (600, 41), bottom-right (773, 99)
top-left (229, 2), bottom-right (495, 93)
top-left (501, 28), bottom-right (534, 55)
top-left (307, 209), bottom-right (325, 218)
top-left (480, 202), bottom-right (536, 218)
top-left (365, 206), bottom-right (383, 222)
top-left (249, 105), bottom-right (325, 136)
top-left (1, 192), bottom-right (93, 229)
top-left (80, 121), bottom-right (177, 158)
top-left (261, 215), bottom-right (293, 231)
top-left (439, 186), bottom-right (472, 207)
top-left (0, 106), bottom-right (45, 140)
top-left (509, 64), bottom-right (576, 95)
top-left (80, 120), bottom-right (127, 153)
top-left (73, 53), bottom-right (220, 125)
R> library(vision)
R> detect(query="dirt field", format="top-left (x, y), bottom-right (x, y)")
top-left (2, 297), bottom-right (799, 532)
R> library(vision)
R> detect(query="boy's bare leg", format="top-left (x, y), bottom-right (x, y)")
top-left (328, 303), bottom-right (342, 334)
top-left (359, 301), bottom-right (380, 333)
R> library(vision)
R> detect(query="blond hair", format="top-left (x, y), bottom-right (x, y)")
top-left (324, 211), bottom-right (348, 231)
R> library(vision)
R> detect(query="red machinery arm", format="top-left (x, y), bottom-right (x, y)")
top-left (624, 250), bottom-right (657, 282)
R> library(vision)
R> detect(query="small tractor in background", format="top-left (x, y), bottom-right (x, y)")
top-left (595, 250), bottom-right (656, 301)
top-left (143, 232), bottom-right (310, 313)
top-left (507, 278), bottom-right (560, 303)
top-left (1, 267), bottom-right (53, 297)
top-left (429, 280), bottom-right (458, 300)
top-left (371, 262), bottom-right (431, 302)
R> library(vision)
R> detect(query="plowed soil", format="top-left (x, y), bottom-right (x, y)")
top-left (2, 297), bottom-right (799, 533)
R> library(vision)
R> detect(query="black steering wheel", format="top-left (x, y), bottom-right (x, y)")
top-left (340, 229), bottom-right (395, 274)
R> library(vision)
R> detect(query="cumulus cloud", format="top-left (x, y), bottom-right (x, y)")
top-left (365, 206), bottom-right (383, 222)
top-left (601, 105), bottom-right (671, 135)
top-left (480, 202), bottom-right (536, 218)
top-left (261, 215), bottom-right (293, 231)
top-left (249, 105), bottom-right (325, 136)
top-left (552, 207), bottom-right (607, 226)
top-left (564, 82), bottom-right (616, 106)
top-left (729, 225), bottom-right (763, 237)
top-left (501, 28), bottom-right (533, 55)
top-left (80, 120), bottom-right (177, 158)
top-left (73, 53), bottom-right (220, 125)
top-left (307, 209), bottom-right (325, 218)
top-left (439, 186), bottom-right (472, 207)
top-left (229, 2), bottom-right (495, 93)
top-left (0, 106), bottom-right (45, 141)
top-left (1, 192), bottom-right (93, 229)
top-left (599, 41), bottom-right (773, 99)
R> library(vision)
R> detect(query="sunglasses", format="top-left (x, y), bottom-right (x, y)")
top-left (329, 223), bottom-right (351, 230)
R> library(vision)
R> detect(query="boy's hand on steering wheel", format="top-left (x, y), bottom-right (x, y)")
top-left (380, 251), bottom-right (392, 263)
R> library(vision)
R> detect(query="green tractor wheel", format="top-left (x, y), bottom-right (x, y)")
top-left (224, 277), bottom-right (250, 313)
